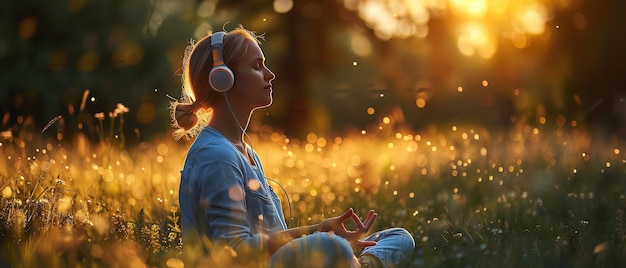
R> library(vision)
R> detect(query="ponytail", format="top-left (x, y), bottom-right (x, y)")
top-left (174, 102), bottom-right (198, 131)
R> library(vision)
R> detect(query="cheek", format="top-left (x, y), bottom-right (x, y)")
top-left (235, 71), bottom-right (261, 86)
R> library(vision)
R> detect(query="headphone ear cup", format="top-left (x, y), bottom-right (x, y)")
top-left (209, 65), bottom-right (234, 92)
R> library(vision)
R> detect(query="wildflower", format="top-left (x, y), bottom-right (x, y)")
top-left (141, 224), bottom-right (162, 254)
top-left (125, 222), bottom-right (136, 239)
top-left (94, 112), bottom-right (105, 120)
top-left (110, 214), bottom-right (127, 240)
top-left (168, 232), bottom-right (177, 242)
top-left (113, 103), bottom-right (129, 117)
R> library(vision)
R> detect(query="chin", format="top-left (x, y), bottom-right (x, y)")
top-left (264, 95), bottom-right (273, 106)
top-left (256, 98), bottom-right (273, 109)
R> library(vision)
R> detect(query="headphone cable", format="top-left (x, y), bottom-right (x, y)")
top-left (267, 178), bottom-right (294, 228)
top-left (223, 92), bottom-right (294, 228)
top-left (223, 92), bottom-right (254, 149)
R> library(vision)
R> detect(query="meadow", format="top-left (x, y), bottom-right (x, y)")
top-left (1, 108), bottom-right (625, 267)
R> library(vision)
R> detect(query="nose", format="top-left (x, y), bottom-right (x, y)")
top-left (265, 66), bottom-right (275, 82)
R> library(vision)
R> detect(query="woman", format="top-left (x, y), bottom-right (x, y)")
top-left (171, 26), bottom-right (415, 267)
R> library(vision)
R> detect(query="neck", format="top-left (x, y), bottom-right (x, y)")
top-left (209, 99), bottom-right (252, 147)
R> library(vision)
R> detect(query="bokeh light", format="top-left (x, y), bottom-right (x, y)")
top-left (345, 0), bottom-right (556, 58)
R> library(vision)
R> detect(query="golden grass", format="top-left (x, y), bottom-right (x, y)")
top-left (1, 112), bottom-right (625, 267)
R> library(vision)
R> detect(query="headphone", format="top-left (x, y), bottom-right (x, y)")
top-left (209, 32), bottom-right (235, 92)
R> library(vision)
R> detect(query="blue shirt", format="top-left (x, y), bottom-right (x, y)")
top-left (179, 127), bottom-right (288, 259)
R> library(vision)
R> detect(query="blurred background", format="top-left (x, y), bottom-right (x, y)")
top-left (1, 0), bottom-right (625, 143)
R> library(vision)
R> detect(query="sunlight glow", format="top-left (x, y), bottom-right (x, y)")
top-left (450, 0), bottom-right (488, 18)
top-left (514, 4), bottom-right (550, 35)
top-left (197, 0), bottom-right (217, 18)
top-left (273, 0), bottom-right (294, 13)
top-left (457, 23), bottom-right (497, 59)
top-left (350, 31), bottom-right (373, 57)
top-left (347, 0), bottom-right (555, 56)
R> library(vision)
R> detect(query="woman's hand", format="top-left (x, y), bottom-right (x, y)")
top-left (319, 208), bottom-right (378, 248)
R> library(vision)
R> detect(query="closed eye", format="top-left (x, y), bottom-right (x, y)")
top-left (253, 57), bottom-right (265, 70)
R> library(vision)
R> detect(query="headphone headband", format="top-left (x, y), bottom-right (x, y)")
top-left (210, 32), bottom-right (226, 65)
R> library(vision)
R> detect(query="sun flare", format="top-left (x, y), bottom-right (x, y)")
top-left (345, 0), bottom-right (559, 58)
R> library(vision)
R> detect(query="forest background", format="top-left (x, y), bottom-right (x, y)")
top-left (1, 0), bottom-right (625, 141)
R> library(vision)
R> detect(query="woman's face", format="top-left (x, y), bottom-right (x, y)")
top-left (230, 39), bottom-right (275, 110)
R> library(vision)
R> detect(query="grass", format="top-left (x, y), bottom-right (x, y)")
top-left (1, 110), bottom-right (625, 267)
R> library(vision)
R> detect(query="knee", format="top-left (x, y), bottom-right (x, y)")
top-left (271, 232), bottom-right (354, 268)
top-left (310, 232), bottom-right (354, 258)
top-left (391, 227), bottom-right (414, 240)
top-left (388, 227), bottom-right (416, 251)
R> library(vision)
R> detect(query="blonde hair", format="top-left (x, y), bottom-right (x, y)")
top-left (170, 26), bottom-right (263, 140)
